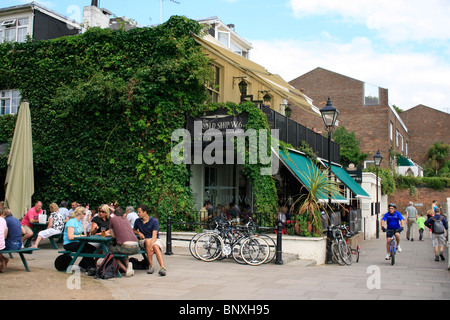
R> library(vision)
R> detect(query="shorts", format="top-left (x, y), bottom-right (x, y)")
top-left (38, 228), bottom-right (62, 239)
top-left (139, 238), bottom-right (164, 251)
top-left (431, 233), bottom-right (446, 247)
top-left (109, 242), bottom-right (140, 255)
top-left (23, 225), bottom-right (33, 234)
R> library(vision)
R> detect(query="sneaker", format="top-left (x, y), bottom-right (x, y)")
top-left (440, 254), bottom-right (446, 261)
top-left (158, 268), bottom-right (167, 276)
top-left (147, 266), bottom-right (154, 274)
top-left (397, 245), bottom-right (402, 253)
top-left (126, 262), bottom-right (134, 277)
top-left (385, 254), bottom-right (390, 260)
top-left (435, 255), bottom-right (440, 261)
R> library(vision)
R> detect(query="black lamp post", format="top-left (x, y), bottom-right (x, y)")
top-left (320, 97), bottom-right (339, 209)
top-left (320, 97), bottom-right (339, 263)
top-left (373, 149), bottom-right (383, 239)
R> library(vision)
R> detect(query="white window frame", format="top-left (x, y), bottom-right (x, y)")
top-left (0, 17), bottom-right (29, 43)
top-left (0, 90), bottom-right (21, 115)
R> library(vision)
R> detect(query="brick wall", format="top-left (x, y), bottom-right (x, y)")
top-left (290, 67), bottom-right (408, 169)
top-left (400, 105), bottom-right (450, 165)
top-left (388, 187), bottom-right (449, 217)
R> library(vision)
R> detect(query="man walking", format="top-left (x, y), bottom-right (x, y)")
top-left (405, 202), bottom-right (418, 241)
top-left (424, 207), bottom-right (448, 262)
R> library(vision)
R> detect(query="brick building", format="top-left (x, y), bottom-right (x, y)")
top-left (289, 67), bottom-right (409, 169)
top-left (400, 104), bottom-right (450, 166)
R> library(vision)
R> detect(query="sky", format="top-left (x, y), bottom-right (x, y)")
top-left (4, 0), bottom-right (450, 113)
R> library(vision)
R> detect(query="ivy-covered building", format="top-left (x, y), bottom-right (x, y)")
top-left (0, 2), bottom-right (371, 237)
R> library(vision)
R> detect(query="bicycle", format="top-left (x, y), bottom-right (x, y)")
top-left (328, 224), bottom-right (352, 266)
top-left (341, 224), bottom-right (360, 263)
top-left (385, 228), bottom-right (402, 265)
top-left (193, 217), bottom-right (270, 265)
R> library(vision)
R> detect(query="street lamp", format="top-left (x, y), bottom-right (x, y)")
top-left (373, 149), bottom-right (383, 239)
top-left (320, 97), bottom-right (339, 263)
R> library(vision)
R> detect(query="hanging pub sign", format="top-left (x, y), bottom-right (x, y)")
top-left (345, 164), bottom-right (362, 183)
top-left (186, 108), bottom-right (248, 136)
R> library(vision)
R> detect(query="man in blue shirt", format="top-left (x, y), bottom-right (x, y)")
top-left (381, 203), bottom-right (405, 260)
top-left (133, 204), bottom-right (166, 276)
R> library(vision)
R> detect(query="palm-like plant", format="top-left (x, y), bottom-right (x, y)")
top-left (291, 163), bottom-right (342, 236)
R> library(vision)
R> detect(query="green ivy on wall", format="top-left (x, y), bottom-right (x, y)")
top-left (0, 16), bottom-right (278, 228)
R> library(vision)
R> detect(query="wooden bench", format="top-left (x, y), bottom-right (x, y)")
top-left (0, 248), bottom-right (40, 272)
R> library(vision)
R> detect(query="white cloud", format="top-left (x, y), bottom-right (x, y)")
top-left (249, 37), bottom-right (450, 112)
top-left (289, 0), bottom-right (450, 43)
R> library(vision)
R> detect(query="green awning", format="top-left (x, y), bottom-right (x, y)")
top-left (397, 155), bottom-right (414, 166)
top-left (327, 164), bottom-right (370, 199)
top-left (278, 149), bottom-right (347, 203)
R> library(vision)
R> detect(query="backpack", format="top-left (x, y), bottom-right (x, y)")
top-left (95, 253), bottom-right (119, 279)
top-left (432, 216), bottom-right (445, 234)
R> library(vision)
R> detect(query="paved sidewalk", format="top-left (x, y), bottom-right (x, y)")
top-left (17, 229), bottom-right (450, 300)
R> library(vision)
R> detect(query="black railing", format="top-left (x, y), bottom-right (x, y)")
top-left (261, 104), bottom-right (340, 164)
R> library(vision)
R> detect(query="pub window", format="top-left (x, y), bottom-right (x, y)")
top-left (207, 64), bottom-right (220, 103)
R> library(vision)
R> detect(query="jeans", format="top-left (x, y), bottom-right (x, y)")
top-left (5, 240), bottom-right (22, 250)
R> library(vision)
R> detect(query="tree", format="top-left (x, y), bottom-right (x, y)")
top-left (424, 141), bottom-right (450, 176)
top-left (332, 126), bottom-right (369, 167)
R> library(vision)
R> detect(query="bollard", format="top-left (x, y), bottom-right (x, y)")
top-left (165, 216), bottom-right (173, 255)
top-left (275, 220), bottom-right (283, 265)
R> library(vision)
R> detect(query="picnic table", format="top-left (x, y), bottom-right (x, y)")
top-left (57, 235), bottom-right (147, 276)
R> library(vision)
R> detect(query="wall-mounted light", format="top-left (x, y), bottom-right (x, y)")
top-left (238, 80), bottom-right (248, 96)
top-left (280, 103), bottom-right (292, 118)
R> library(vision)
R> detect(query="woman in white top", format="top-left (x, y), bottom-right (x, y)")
top-left (32, 203), bottom-right (65, 248)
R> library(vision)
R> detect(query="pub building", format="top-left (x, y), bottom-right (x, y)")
top-left (180, 33), bottom-right (371, 233)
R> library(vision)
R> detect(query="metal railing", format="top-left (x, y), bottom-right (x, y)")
top-left (261, 104), bottom-right (340, 163)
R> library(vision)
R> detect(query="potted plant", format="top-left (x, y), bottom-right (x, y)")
top-left (290, 163), bottom-right (342, 236)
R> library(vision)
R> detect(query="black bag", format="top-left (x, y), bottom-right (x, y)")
top-left (54, 254), bottom-right (72, 271)
top-left (95, 253), bottom-right (119, 279)
top-left (129, 257), bottom-right (149, 270)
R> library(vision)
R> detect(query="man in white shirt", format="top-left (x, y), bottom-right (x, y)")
top-left (125, 206), bottom-right (139, 228)
top-left (59, 201), bottom-right (70, 222)
top-left (405, 202), bottom-right (418, 241)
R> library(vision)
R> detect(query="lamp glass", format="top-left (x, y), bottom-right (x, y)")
top-left (238, 80), bottom-right (247, 96)
top-left (373, 150), bottom-right (383, 166)
top-left (320, 97), bottom-right (339, 129)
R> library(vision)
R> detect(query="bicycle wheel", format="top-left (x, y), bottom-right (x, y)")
top-left (258, 234), bottom-right (276, 264)
top-left (231, 237), bottom-right (247, 264)
top-left (390, 240), bottom-right (396, 265)
top-left (194, 232), bottom-right (223, 262)
top-left (189, 231), bottom-right (218, 260)
top-left (332, 241), bottom-right (345, 265)
top-left (339, 240), bottom-right (352, 266)
top-left (240, 236), bottom-right (270, 266)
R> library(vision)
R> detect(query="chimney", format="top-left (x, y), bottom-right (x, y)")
top-left (91, 0), bottom-right (99, 7)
